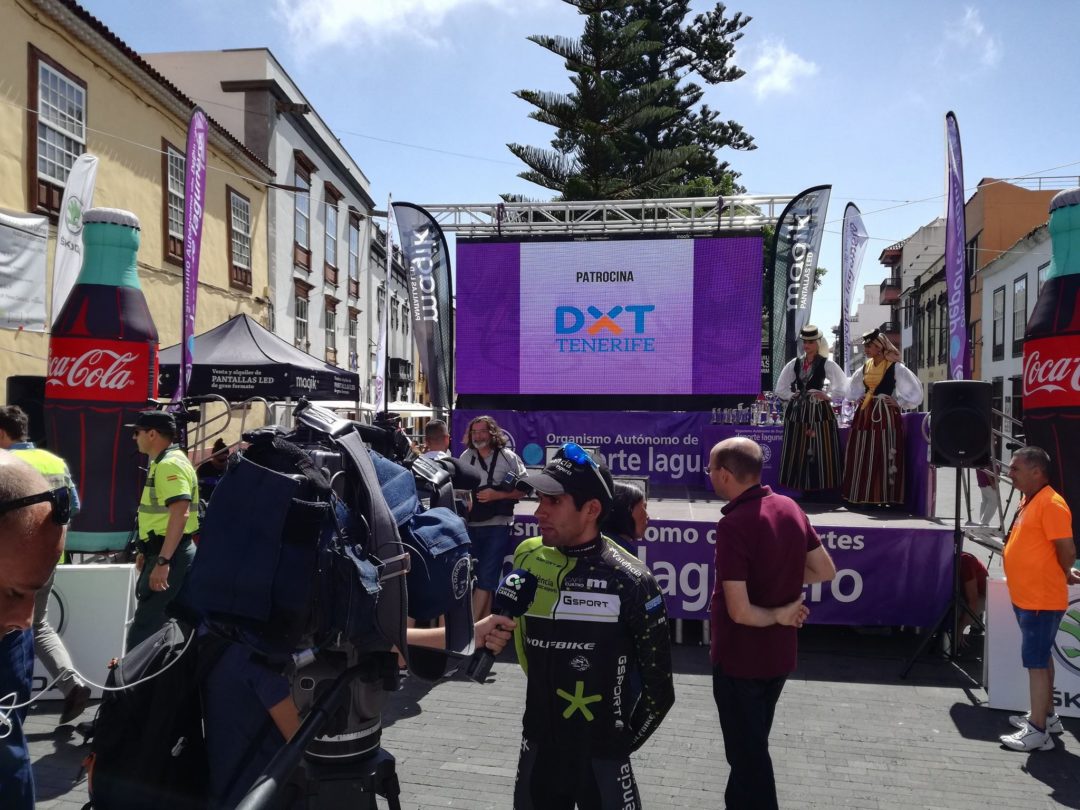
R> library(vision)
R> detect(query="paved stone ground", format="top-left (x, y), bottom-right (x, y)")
top-left (25, 626), bottom-right (1080, 809)
top-left (30, 468), bottom-right (1070, 809)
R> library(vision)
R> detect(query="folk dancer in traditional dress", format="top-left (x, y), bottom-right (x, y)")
top-left (842, 329), bottom-right (923, 505)
top-left (775, 325), bottom-right (848, 492)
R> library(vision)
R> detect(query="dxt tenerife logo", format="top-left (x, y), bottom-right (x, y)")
top-left (1053, 598), bottom-right (1080, 676)
top-left (554, 304), bottom-right (656, 354)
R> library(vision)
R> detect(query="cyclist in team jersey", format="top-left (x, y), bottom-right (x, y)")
top-left (511, 443), bottom-right (674, 809)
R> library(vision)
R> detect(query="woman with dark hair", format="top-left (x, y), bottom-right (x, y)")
top-left (601, 482), bottom-right (648, 555)
top-left (842, 329), bottom-right (924, 505)
top-left (775, 324), bottom-right (848, 492)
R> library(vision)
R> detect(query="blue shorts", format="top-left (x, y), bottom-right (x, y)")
top-left (469, 524), bottom-right (513, 591)
top-left (1013, 605), bottom-right (1065, 669)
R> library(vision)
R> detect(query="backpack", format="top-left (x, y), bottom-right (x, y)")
top-left (82, 621), bottom-right (227, 810)
top-left (369, 450), bottom-right (475, 679)
top-left (174, 421), bottom-right (410, 664)
top-left (371, 451), bottom-right (472, 623)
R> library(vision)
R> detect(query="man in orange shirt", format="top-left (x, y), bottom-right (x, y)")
top-left (1000, 447), bottom-right (1076, 752)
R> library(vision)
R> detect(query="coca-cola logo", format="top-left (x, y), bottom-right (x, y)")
top-left (1024, 349), bottom-right (1080, 397)
top-left (48, 349), bottom-right (138, 392)
top-left (45, 338), bottom-right (154, 403)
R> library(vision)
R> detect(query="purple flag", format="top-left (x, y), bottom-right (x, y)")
top-left (840, 203), bottom-right (868, 374)
top-left (175, 107), bottom-right (209, 403)
top-left (945, 112), bottom-right (969, 379)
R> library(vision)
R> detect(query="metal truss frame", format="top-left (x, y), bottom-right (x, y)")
top-left (413, 195), bottom-right (793, 238)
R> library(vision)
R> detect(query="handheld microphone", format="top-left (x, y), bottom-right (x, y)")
top-left (465, 569), bottom-right (538, 683)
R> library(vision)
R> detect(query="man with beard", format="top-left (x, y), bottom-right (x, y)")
top-left (459, 415), bottom-right (526, 618)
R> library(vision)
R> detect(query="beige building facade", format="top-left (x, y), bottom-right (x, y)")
top-left (0, 0), bottom-right (272, 404)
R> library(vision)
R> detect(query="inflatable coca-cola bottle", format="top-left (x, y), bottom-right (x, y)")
top-left (45, 208), bottom-right (158, 551)
top-left (1023, 187), bottom-right (1080, 538)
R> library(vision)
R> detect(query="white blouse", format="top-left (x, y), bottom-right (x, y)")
top-left (775, 357), bottom-right (849, 401)
top-left (847, 360), bottom-right (924, 409)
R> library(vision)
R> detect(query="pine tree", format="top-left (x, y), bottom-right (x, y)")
top-left (508, 0), bottom-right (695, 200)
top-left (612, 0), bottom-right (755, 196)
top-left (508, 0), bottom-right (753, 200)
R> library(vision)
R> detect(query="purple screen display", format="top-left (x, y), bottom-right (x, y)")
top-left (456, 237), bottom-right (763, 395)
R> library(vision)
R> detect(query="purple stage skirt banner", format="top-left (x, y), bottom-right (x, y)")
top-left (508, 516), bottom-right (952, 625)
top-left (455, 236), bottom-right (763, 396)
top-left (454, 409), bottom-right (934, 516)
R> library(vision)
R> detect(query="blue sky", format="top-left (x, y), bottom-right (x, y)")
top-left (86, 0), bottom-right (1080, 335)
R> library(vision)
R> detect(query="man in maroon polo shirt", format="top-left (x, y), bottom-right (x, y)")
top-left (708, 437), bottom-right (836, 810)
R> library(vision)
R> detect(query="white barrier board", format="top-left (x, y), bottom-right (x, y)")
top-left (986, 578), bottom-right (1080, 717)
top-left (31, 564), bottom-right (136, 700)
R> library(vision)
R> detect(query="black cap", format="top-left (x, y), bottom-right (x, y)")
top-left (523, 448), bottom-right (614, 509)
top-left (124, 410), bottom-right (176, 434)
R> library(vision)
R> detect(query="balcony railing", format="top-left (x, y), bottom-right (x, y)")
top-left (879, 277), bottom-right (901, 305)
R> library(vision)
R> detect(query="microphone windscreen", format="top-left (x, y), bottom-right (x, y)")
top-left (491, 570), bottom-right (539, 618)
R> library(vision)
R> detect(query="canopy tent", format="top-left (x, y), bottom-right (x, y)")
top-left (387, 400), bottom-right (434, 419)
top-left (158, 314), bottom-right (360, 401)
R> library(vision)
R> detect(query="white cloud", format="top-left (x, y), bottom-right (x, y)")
top-left (941, 6), bottom-right (1001, 68)
top-left (749, 40), bottom-right (818, 100)
top-left (275, 0), bottom-right (531, 52)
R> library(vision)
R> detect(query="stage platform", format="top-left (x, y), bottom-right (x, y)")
top-left (510, 494), bottom-right (953, 628)
top-left (630, 496), bottom-right (948, 529)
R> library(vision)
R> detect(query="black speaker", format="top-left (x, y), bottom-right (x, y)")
top-left (930, 380), bottom-right (992, 467)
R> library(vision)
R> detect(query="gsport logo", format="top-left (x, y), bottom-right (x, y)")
top-left (1053, 598), bottom-right (1080, 676)
top-left (554, 305), bottom-right (655, 336)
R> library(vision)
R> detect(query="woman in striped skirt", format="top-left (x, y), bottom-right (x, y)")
top-left (776, 324), bottom-right (848, 491)
top-left (842, 329), bottom-right (924, 505)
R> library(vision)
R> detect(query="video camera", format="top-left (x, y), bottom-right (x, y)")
top-left (180, 400), bottom-right (475, 809)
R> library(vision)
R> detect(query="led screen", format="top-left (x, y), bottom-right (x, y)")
top-left (456, 236), bottom-right (763, 396)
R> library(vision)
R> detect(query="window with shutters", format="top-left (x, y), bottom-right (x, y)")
top-left (227, 187), bottom-right (252, 291)
top-left (162, 141), bottom-right (184, 264)
top-left (1011, 275), bottom-right (1027, 357)
top-left (28, 47), bottom-right (87, 218)
top-left (992, 286), bottom-right (1005, 361)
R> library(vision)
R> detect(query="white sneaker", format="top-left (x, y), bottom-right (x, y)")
top-left (1000, 725), bottom-right (1055, 752)
top-left (1008, 713), bottom-right (1064, 734)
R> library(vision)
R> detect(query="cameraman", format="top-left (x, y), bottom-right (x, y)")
top-left (459, 416), bottom-right (526, 619)
top-left (204, 616), bottom-right (517, 809)
top-left (421, 420), bottom-right (451, 459)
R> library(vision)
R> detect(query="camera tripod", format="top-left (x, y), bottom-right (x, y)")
top-left (236, 663), bottom-right (402, 810)
top-left (288, 746), bottom-right (401, 810)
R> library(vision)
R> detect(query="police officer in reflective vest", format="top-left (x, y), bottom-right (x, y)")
top-left (126, 410), bottom-right (199, 649)
top-left (0, 405), bottom-right (92, 725)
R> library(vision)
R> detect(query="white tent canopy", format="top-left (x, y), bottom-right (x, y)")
top-left (387, 401), bottom-right (434, 419)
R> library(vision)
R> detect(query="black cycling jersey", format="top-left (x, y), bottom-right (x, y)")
top-left (512, 534), bottom-right (674, 757)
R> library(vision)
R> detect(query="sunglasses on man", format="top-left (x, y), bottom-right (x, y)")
top-left (0, 486), bottom-right (72, 526)
top-left (561, 442), bottom-right (613, 500)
